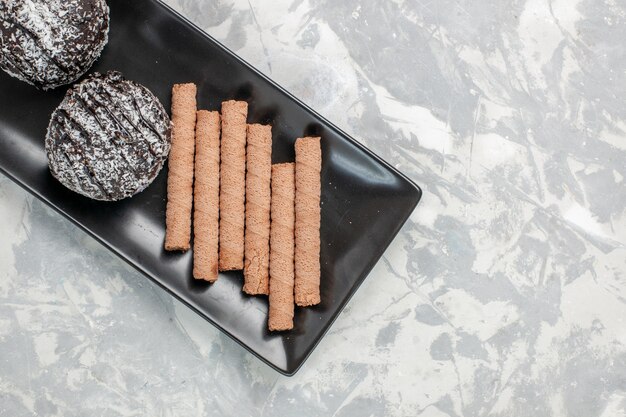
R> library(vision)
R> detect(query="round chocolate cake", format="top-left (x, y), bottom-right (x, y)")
top-left (0, 0), bottom-right (109, 90)
top-left (46, 71), bottom-right (172, 201)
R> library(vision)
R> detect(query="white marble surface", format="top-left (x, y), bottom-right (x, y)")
top-left (2, 0), bottom-right (626, 416)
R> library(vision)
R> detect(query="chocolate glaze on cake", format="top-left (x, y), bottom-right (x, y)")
top-left (46, 71), bottom-right (172, 201)
top-left (0, 0), bottom-right (109, 90)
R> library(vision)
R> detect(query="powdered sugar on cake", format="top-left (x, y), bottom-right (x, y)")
top-left (46, 71), bottom-right (172, 201)
top-left (0, 0), bottom-right (109, 89)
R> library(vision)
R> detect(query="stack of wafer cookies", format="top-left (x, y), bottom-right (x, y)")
top-left (163, 83), bottom-right (322, 332)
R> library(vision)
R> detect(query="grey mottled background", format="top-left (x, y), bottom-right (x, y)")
top-left (1, 0), bottom-right (626, 416)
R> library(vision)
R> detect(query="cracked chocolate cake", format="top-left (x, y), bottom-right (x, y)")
top-left (45, 71), bottom-right (172, 201)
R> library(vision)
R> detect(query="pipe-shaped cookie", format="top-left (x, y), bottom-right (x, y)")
top-left (165, 83), bottom-right (197, 251)
top-left (193, 110), bottom-right (221, 282)
top-left (218, 100), bottom-right (248, 270)
top-left (294, 136), bottom-right (321, 306)
top-left (243, 124), bottom-right (272, 295)
top-left (268, 163), bottom-right (296, 331)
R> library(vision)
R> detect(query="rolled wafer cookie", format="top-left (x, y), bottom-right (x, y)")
top-left (294, 137), bottom-right (322, 306)
top-left (268, 163), bottom-right (296, 331)
top-left (243, 124), bottom-right (272, 295)
top-left (218, 100), bottom-right (248, 270)
top-left (193, 110), bottom-right (221, 282)
top-left (165, 83), bottom-right (197, 251)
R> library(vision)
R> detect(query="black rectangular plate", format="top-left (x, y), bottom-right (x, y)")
top-left (0, 0), bottom-right (422, 375)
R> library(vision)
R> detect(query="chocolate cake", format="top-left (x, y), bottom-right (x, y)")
top-left (0, 0), bottom-right (109, 90)
top-left (45, 71), bottom-right (172, 201)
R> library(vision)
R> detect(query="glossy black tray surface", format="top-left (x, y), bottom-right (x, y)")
top-left (0, 0), bottom-right (422, 375)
